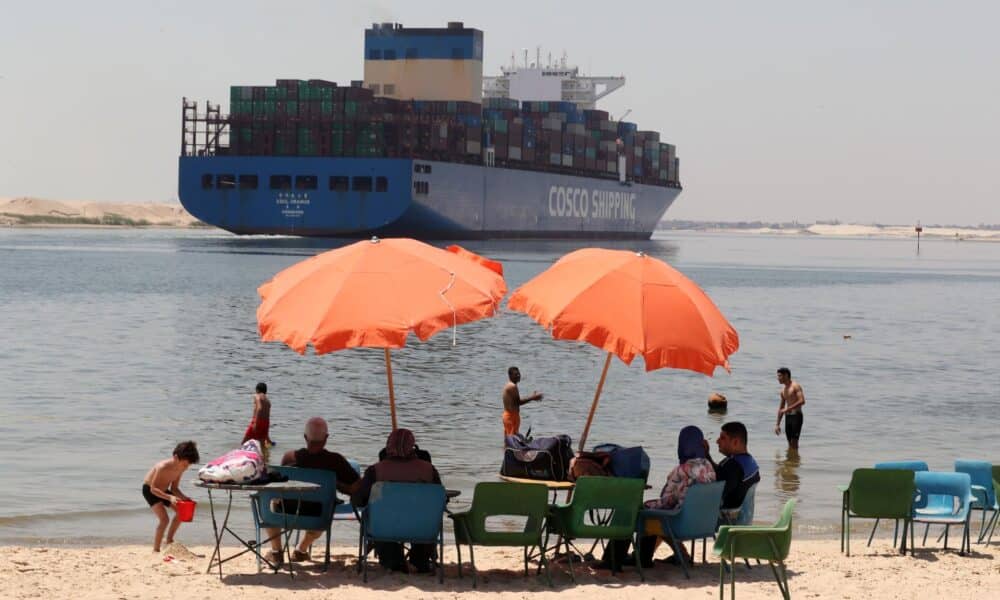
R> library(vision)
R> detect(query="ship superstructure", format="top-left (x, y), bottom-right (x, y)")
top-left (483, 50), bottom-right (625, 110)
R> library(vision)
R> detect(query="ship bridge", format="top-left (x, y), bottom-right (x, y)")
top-left (483, 49), bottom-right (624, 110)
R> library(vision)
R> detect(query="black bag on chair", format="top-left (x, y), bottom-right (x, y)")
top-left (501, 434), bottom-right (574, 481)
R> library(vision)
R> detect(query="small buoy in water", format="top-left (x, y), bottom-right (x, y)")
top-left (843, 335), bottom-right (852, 340)
top-left (708, 392), bottom-right (728, 412)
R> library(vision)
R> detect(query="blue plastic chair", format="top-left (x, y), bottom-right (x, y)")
top-left (358, 482), bottom-right (447, 582)
top-left (251, 465), bottom-right (337, 571)
top-left (720, 482), bottom-right (758, 527)
top-left (720, 483), bottom-right (758, 570)
top-left (866, 461), bottom-right (928, 547)
top-left (954, 460), bottom-right (999, 543)
top-left (639, 481), bottom-right (725, 578)
top-left (333, 459), bottom-right (362, 522)
top-left (911, 471), bottom-right (975, 555)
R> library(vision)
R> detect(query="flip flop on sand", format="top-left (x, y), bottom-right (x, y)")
top-left (291, 550), bottom-right (310, 562)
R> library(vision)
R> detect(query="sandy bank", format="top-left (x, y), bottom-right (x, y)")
top-left (687, 223), bottom-right (1000, 241)
top-left (3, 539), bottom-right (997, 599)
top-left (0, 197), bottom-right (200, 227)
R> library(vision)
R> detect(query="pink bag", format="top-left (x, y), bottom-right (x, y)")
top-left (197, 440), bottom-right (265, 483)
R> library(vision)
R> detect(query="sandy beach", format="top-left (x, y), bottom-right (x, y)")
top-left (3, 538), bottom-right (998, 599)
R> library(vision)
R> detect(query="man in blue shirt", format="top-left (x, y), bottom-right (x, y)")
top-left (704, 421), bottom-right (760, 509)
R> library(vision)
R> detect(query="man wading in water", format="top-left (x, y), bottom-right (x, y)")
top-left (775, 367), bottom-right (806, 449)
top-left (502, 366), bottom-right (543, 437)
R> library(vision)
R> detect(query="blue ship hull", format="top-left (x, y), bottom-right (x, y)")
top-left (178, 156), bottom-right (680, 239)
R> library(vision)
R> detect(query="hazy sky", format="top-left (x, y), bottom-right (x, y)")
top-left (2, 1), bottom-right (998, 225)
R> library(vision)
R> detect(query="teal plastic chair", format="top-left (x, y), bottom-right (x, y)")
top-left (713, 499), bottom-right (796, 600)
top-left (841, 468), bottom-right (916, 556)
top-left (954, 460), bottom-right (999, 543)
top-left (720, 482), bottom-right (757, 527)
top-left (358, 482), bottom-right (447, 582)
top-left (251, 465), bottom-right (337, 571)
top-left (333, 459), bottom-right (362, 522)
top-left (450, 482), bottom-right (551, 587)
top-left (639, 481), bottom-right (725, 578)
top-left (547, 476), bottom-right (646, 582)
top-left (912, 471), bottom-right (975, 555)
top-left (720, 483), bottom-right (758, 570)
top-left (989, 476), bottom-right (1000, 545)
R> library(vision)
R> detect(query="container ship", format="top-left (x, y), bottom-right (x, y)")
top-left (177, 22), bottom-right (681, 239)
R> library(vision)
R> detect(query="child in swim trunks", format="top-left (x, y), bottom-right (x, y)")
top-left (142, 441), bottom-right (199, 552)
top-left (242, 382), bottom-right (274, 446)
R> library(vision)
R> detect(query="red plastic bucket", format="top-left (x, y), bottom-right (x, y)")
top-left (176, 500), bottom-right (196, 522)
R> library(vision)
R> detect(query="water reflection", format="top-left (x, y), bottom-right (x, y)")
top-left (774, 448), bottom-right (802, 497)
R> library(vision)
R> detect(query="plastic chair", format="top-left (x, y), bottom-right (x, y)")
top-left (911, 471), bottom-right (974, 555)
top-left (639, 481), bottom-right (724, 578)
top-left (546, 476), bottom-right (646, 582)
top-left (251, 465), bottom-right (337, 571)
top-left (358, 482), bottom-right (447, 582)
top-left (989, 477), bottom-right (1000, 545)
top-left (720, 482), bottom-right (759, 570)
top-left (333, 459), bottom-right (362, 522)
top-left (720, 482), bottom-right (758, 527)
top-left (450, 481), bottom-right (551, 588)
top-left (840, 468), bottom-right (915, 556)
top-left (988, 466), bottom-right (1000, 544)
top-left (860, 461), bottom-right (927, 549)
top-left (954, 460), bottom-right (999, 543)
top-left (713, 499), bottom-right (796, 600)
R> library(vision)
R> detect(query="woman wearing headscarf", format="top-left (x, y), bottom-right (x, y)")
top-left (646, 425), bottom-right (716, 510)
top-left (351, 428), bottom-right (442, 573)
top-left (599, 426), bottom-right (716, 570)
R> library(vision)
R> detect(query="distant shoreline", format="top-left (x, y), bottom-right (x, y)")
top-left (3, 197), bottom-right (998, 241)
top-left (659, 221), bottom-right (1000, 241)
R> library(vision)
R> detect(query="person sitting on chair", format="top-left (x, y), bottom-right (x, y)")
top-left (265, 417), bottom-right (360, 565)
top-left (352, 428), bottom-right (442, 573)
top-left (599, 425), bottom-right (716, 570)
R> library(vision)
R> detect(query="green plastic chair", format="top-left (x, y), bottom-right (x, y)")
top-left (449, 482), bottom-right (552, 588)
top-left (841, 468), bottom-right (916, 556)
top-left (546, 476), bottom-right (646, 582)
top-left (713, 499), bottom-right (796, 600)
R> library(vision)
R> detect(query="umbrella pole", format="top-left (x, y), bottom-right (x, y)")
top-left (384, 348), bottom-right (397, 431)
top-left (578, 352), bottom-right (613, 452)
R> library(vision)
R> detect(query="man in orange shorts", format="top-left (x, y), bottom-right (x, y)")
top-left (243, 382), bottom-right (274, 446)
top-left (502, 366), bottom-right (543, 437)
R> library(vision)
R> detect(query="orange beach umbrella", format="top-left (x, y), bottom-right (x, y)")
top-left (508, 248), bottom-right (739, 451)
top-left (257, 237), bottom-right (507, 430)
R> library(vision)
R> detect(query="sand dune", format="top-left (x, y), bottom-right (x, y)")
top-left (0, 197), bottom-right (200, 227)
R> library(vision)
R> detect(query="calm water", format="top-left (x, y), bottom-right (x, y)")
top-left (1, 228), bottom-right (998, 545)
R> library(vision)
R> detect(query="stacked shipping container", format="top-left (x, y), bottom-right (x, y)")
top-left (228, 80), bottom-right (679, 187)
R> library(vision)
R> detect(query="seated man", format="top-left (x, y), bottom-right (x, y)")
top-left (704, 421), bottom-right (760, 510)
top-left (352, 428), bottom-right (442, 573)
top-left (266, 417), bottom-right (360, 564)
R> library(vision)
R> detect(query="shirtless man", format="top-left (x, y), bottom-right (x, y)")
top-left (142, 441), bottom-right (199, 551)
top-left (242, 382), bottom-right (274, 446)
top-left (774, 367), bottom-right (806, 449)
top-left (502, 366), bottom-right (542, 437)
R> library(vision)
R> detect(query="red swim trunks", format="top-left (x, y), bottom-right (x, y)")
top-left (242, 417), bottom-right (270, 445)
